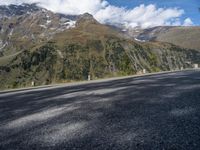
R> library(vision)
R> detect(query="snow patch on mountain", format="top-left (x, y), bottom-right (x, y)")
top-left (39, 24), bottom-right (47, 29)
top-left (134, 38), bottom-right (147, 42)
top-left (65, 20), bottom-right (76, 29)
top-left (0, 41), bottom-right (8, 51)
top-left (46, 20), bottom-right (52, 24)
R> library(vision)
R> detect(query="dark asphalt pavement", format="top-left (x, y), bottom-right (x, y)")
top-left (0, 70), bottom-right (200, 150)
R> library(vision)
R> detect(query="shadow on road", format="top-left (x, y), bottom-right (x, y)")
top-left (0, 70), bottom-right (200, 150)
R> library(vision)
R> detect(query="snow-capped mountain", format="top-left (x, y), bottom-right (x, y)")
top-left (0, 3), bottom-right (40, 17)
top-left (0, 3), bottom-right (78, 53)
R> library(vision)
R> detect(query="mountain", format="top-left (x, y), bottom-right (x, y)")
top-left (0, 3), bottom-right (77, 56)
top-left (0, 3), bottom-right (40, 17)
top-left (0, 4), bottom-right (200, 90)
top-left (130, 26), bottom-right (200, 51)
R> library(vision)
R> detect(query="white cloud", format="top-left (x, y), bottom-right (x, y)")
top-left (183, 18), bottom-right (193, 26)
top-left (0, 0), bottom-right (108, 14)
top-left (94, 4), bottom-right (185, 28)
top-left (0, 0), bottom-right (193, 28)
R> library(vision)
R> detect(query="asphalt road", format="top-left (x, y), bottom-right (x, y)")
top-left (0, 70), bottom-right (200, 150)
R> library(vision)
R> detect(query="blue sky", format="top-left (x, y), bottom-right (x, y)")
top-left (108, 0), bottom-right (200, 25)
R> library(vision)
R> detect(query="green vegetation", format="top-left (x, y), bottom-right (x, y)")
top-left (1, 37), bottom-right (199, 90)
top-left (0, 13), bottom-right (200, 90)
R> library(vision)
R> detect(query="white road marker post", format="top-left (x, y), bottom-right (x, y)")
top-left (143, 69), bottom-right (146, 74)
top-left (31, 81), bottom-right (35, 86)
top-left (193, 64), bottom-right (199, 69)
top-left (88, 75), bottom-right (91, 81)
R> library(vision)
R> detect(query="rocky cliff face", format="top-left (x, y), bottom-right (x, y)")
top-left (0, 3), bottom-right (77, 56)
top-left (0, 4), bottom-right (200, 90)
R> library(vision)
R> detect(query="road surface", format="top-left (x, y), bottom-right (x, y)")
top-left (0, 70), bottom-right (200, 150)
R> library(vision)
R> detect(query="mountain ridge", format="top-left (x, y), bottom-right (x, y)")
top-left (128, 26), bottom-right (200, 51)
top-left (0, 4), bottom-right (200, 90)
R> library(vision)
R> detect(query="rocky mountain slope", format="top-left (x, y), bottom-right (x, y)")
top-left (0, 4), bottom-right (200, 90)
top-left (129, 26), bottom-right (200, 51)
top-left (0, 3), bottom-right (77, 56)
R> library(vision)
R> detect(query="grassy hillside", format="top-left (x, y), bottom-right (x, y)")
top-left (136, 26), bottom-right (200, 51)
top-left (156, 27), bottom-right (200, 51)
top-left (0, 37), bottom-right (199, 90)
top-left (0, 11), bottom-right (200, 90)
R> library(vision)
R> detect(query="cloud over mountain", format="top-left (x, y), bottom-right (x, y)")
top-left (183, 18), bottom-right (193, 26)
top-left (0, 0), bottom-right (193, 28)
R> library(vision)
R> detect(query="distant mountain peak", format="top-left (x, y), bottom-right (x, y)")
top-left (79, 13), bottom-right (94, 19)
top-left (76, 13), bottom-right (98, 25)
top-left (0, 3), bottom-right (41, 17)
